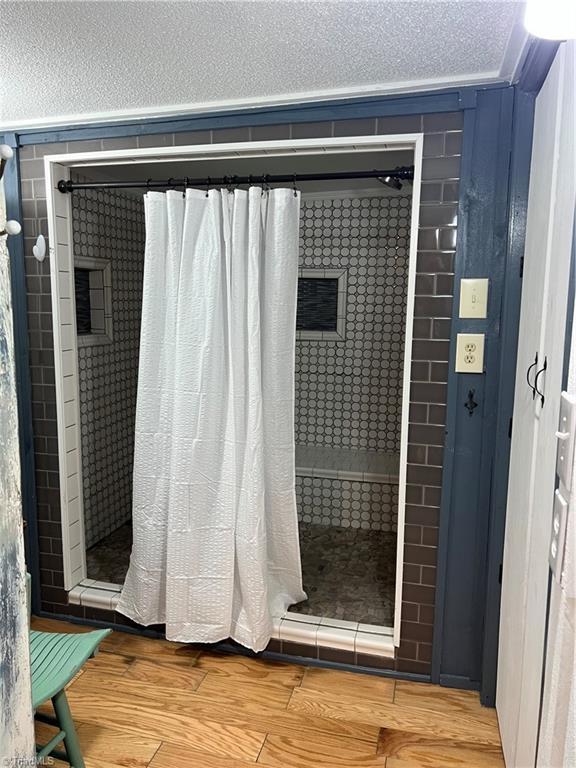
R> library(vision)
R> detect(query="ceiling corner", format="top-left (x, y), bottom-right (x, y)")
top-left (499, 19), bottom-right (532, 83)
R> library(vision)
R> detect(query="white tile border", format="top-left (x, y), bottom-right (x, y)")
top-left (281, 610), bottom-right (394, 657)
top-left (357, 623), bottom-right (394, 636)
top-left (295, 465), bottom-right (400, 484)
top-left (47, 162), bottom-right (87, 591)
top-left (316, 624), bottom-right (356, 652)
top-left (319, 616), bottom-right (358, 630)
top-left (68, 578), bottom-right (122, 609)
top-left (69, 583), bottom-right (394, 657)
top-left (284, 612), bottom-right (323, 625)
top-left (270, 617), bottom-right (282, 640)
top-left (279, 618), bottom-right (317, 643)
top-left (394, 129), bottom-right (423, 647)
top-left (355, 631), bottom-right (395, 657)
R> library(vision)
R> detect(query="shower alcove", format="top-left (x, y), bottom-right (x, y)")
top-left (44, 134), bottom-right (422, 660)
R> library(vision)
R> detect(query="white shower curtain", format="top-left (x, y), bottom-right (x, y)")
top-left (117, 187), bottom-right (306, 651)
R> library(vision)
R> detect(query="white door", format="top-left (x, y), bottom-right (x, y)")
top-left (497, 42), bottom-right (576, 768)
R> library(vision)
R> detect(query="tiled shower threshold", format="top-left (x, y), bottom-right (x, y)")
top-left (68, 579), bottom-right (395, 658)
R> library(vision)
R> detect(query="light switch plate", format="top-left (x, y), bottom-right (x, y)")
top-left (549, 489), bottom-right (568, 581)
top-left (455, 333), bottom-right (485, 373)
top-left (459, 278), bottom-right (489, 318)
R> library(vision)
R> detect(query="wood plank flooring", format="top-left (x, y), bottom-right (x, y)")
top-left (32, 617), bottom-right (504, 768)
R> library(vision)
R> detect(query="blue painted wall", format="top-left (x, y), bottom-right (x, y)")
top-left (433, 86), bottom-right (519, 693)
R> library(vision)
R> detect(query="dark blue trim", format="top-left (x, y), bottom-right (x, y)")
top-left (439, 674), bottom-right (481, 691)
top-left (517, 38), bottom-right (560, 95)
top-left (479, 89), bottom-right (536, 707)
top-left (14, 84), bottom-right (500, 146)
top-left (3, 142), bottom-right (42, 614)
top-left (431, 106), bottom-right (476, 685)
top-left (432, 87), bottom-right (516, 692)
top-left (255, 653), bottom-right (429, 682)
top-left (3, 132), bottom-right (18, 149)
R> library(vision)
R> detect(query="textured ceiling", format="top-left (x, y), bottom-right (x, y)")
top-left (0, 1), bottom-right (526, 129)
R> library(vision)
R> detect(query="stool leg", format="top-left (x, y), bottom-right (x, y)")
top-left (52, 689), bottom-right (85, 768)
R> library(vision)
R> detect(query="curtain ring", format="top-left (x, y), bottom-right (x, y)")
top-left (183, 176), bottom-right (189, 197)
top-left (248, 174), bottom-right (253, 188)
top-left (205, 177), bottom-right (211, 198)
top-left (168, 178), bottom-right (175, 189)
top-left (262, 174), bottom-right (270, 196)
top-left (146, 178), bottom-right (152, 191)
top-left (292, 174), bottom-right (298, 198)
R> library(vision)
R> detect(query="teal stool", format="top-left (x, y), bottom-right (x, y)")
top-left (31, 627), bottom-right (111, 767)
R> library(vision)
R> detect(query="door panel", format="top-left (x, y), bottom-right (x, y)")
top-left (514, 44), bottom-right (575, 768)
top-left (497, 46), bottom-right (568, 768)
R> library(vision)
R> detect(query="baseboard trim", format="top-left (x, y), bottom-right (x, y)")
top-left (439, 673), bottom-right (481, 692)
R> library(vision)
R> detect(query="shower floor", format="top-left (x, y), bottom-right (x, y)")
top-left (291, 524), bottom-right (396, 626)
top-left (87, 522), bottom-right (133, 584)
top-left (86, 521), bottom-right (396, 628)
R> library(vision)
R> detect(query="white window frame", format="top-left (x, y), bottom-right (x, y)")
top-left (44, 133), bottom-right (423, 647)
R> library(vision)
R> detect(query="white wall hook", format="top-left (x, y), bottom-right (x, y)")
top-left (33, 234), bottom-right (47, 262)
top-left (0, 219), bottom-right (22, 236)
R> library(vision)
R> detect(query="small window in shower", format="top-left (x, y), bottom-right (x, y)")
top-left (296, 268), bottom-right (347, 340)
top-left (73, 257), bottom-right (113, 345)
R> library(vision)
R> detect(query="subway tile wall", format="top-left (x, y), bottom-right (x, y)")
top-left (71, 189), bottom-right (145, 548)
top-left (20, 111), bottom-right (461, 673)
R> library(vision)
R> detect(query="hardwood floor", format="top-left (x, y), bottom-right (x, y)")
top-left (32, 617), bottom-right (504, 768)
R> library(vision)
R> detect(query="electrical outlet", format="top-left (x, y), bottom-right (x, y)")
top-left (455, 333), bottom-right (485, 373)
top-left (549, 489), bottom-right (568, 582)
top-left (556, 392), bottom-right (576, 492)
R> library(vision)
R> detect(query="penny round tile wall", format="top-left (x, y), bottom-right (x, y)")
top-left (296, 194), bottom-right (411, 455)
top-left (72, 189), bottom-right (145, 548)
top-left (296, 475), bottom-right (398, 532)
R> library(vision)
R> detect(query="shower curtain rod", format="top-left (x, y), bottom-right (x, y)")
top-left (57, 166), bottom-right (414, 193)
